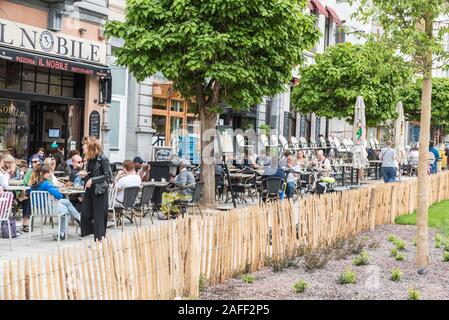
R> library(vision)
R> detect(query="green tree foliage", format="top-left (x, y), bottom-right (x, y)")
top-left (105, 0), bottom-right (320, 205)
top-left (291, 40), bottom-right (412, 127)
top-left (401, 78), bottom-right (449, 129)
top-left (105, 0), bottom-right (319, 112)
top-left (352, 0), bottom-right (449, 269)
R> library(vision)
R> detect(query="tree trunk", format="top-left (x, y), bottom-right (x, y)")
top-left (416, 63), bottom-right (432, 270)
top-left (199, 107), bottom-right (217, 207)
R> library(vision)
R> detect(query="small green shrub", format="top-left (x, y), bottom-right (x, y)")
top-left (293, 280), bottom-right (308, 293)
top-left (395, 253), bottom-right (406, 261)
top-left (352, 251), bottom-right (369, 266)
top-left (390, 267), bottom-right (403, 281)
top-left (435, 233), bottom-right (445, 245)
top-left (241, 274), bottom-right (256, 284)
top-left (412, 238), bottom-right (417, 247)
top-left (443, 251), bottom-right (449, 262)
top-left (198, 274), bottom-right (207, 292)
top-left (394, 239), bottom-right (406, 251)
top-left (338, 268), bottom-right (357, 285)
top-left (444, 240), bottom-right (449, 252)
top-left (435, 241), bottom-right (442, 249)
top-left (368, 240), bottom-right (381, 249)
top-left (303, 245), bottom-right (334, 271)
top-left (408, 287), bottom-right (420, 300)
top-left (390, 247), bottom-right (398, 257)
top-left (388, 234), bottom-right (398, 242)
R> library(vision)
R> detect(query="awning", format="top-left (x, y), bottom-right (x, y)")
top-left (0, 46), bottom-right (111, 77)
top-left (326, 6), bottom-right (342, 25)
top-left (310, 0), bottom-right (328, 17)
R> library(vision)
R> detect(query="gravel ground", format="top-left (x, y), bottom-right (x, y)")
top-left (200, 224), bottom-right (449, 300)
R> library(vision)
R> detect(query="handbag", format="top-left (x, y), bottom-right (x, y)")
top-left (93, 157), bottom-right (109, 196)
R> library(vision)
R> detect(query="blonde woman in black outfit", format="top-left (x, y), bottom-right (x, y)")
top-left (79, 138), bottom-right (112, 241)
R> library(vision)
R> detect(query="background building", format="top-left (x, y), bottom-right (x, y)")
top-left (0, 0), bottom-right (109, 159)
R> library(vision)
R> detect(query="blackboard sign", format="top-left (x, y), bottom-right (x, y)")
top-left (89, 111), bottom-right (100, 139)
top-left (283, 112), bottom-right (290, 138)
top-left (153, 146), bottom-right (173, 161)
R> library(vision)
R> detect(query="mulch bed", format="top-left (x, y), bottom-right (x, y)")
top-left (200, 224), bottom-right (449, 300)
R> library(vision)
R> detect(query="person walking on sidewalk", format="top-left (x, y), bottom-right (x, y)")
top-left (379, 141), bottom-right (398, 183)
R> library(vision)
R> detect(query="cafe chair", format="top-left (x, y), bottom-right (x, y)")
top-left (259, 177), bottom-right (285, 204)
top-left (107, 186), bottom-right (118, 231)
top-left (139, 183), bottom-right (156, 224)
top-left (175, 182), bottom-right (205, 219)
top-left (115, 186), bottom-right (141, 232)
top-left (0, 192), bottom-right (15, 251)
top-left (29, 191), bottom-right (68, 246)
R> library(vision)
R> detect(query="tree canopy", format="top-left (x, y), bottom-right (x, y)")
top-left (401, 77), bottom-right (449, 129)
top-left (291, 40), bottom-right (413, 127)
top-left (105, 0), bottom-right (319, 112)
top-left (105, 0), bottom-right (320, 205)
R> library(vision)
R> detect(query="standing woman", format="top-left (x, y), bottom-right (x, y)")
top-left (80, 138), bottom-right (112, 241)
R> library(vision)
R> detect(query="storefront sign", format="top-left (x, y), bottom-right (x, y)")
top-left (0, 46), bottom-right (110, 76)
top-left (89, 111), bottom-right (100, 139)
top-left (283, 111), bottom-right (290, 138)
top-left (0, 18), bottom-right (106, 65)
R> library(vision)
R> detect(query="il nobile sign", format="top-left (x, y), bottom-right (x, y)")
top-left (0, 18), bottom-right (106, 65)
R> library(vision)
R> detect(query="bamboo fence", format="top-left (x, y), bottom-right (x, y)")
top-left (1, 171), bottom-right (449, 300)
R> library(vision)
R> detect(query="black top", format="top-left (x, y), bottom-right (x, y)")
top-left (86, 153), bottom-right (112, 185)
top-left (69, 168), bottom-right (81, 182)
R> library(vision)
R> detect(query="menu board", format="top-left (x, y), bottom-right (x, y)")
top-left (153, 146), bottom-right (173, 161)
top-left (216, 126), bottom-right (234, 154)
top-left (89, 111), bottom-right (101, 139)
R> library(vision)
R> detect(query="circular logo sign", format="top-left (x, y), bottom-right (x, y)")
top-left (39, 31), bottom-right (54, 52)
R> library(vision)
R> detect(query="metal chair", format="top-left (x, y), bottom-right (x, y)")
top-left (108, 186), bottom-right (118, 231)
top-left (182, 182), bottom-right (205, 218)
top-left (29, 191), bottom-right (67, 246)
top-left (279, 135), bottom-right (289, 151)
top-left (259, 177), bottom-right (285, 204)
top-left (0, 192), bottom-right (15, 250)
top-left (215, 173), bottom-right (225, 201)
top-left (115, 186), bottom-right (141, 231)
top-left (140, 183), bottom-right (155, 224)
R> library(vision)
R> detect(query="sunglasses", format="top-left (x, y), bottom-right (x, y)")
top-left (32, 160), bottom-right (40, 163)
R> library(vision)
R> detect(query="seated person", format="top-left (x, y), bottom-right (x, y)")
top-left (68, 154), bottom-right (85, 211)
top-left (0, 154), bottom-right (10, 191)
top-left (295, 150), bottom-right (309, 170)
top-left (44, 157), bottom-right (64, 187)
top-left (3, 154), bottom-right (20, 180)
top-left (133, 156), bottom-right (151, 182)
top-left (115, 160), bottom-right (142, 205)
top-left (170, 160), bottom-right (196, 196)
top-left (30, 164), bottom-right (80, 240)
top-left (312, 150), bottom-right (332, 178)
top-left (20, 154), bottom-right (45, 233)
top-left (66, 150), bottom-right (80, 170)
top-left (283, 155), bottom-right (301, 199)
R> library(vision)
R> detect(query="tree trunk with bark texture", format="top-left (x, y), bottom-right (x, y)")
top-left (416, 16), bottom-right (432, 268)
top-left (199, 107), bottom-right (217, 207)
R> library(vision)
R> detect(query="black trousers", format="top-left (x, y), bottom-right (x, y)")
top-left (81, 187), bottom-right (108, 241)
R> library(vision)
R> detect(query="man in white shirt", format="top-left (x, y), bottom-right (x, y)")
top-left (313, 150), bottom-right (332, 177)
top-left (115, 160), bottom-right (142, 204)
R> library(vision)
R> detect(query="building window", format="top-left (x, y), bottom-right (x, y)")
top-left (109, 101), bottom-right (121, 148)
top-left (335, 24), bottom-right (346, 43)
top-left (0, 60), bottom-right (82, 98)
top-left (324, 17), bottom-right (331, 49)
top-left (111, 66), bottom-right (127, 96)
top-left (266, 99), bottom-right (272, 126)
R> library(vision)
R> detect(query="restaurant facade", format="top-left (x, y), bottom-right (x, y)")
top-left (0, 0), bottom-right (110, 160)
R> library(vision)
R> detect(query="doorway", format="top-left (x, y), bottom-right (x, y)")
top-left (29, 102), bottom-right (68, 157)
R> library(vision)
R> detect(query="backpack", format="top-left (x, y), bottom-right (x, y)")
top-left (1, 216), bottom-right (17, 239)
